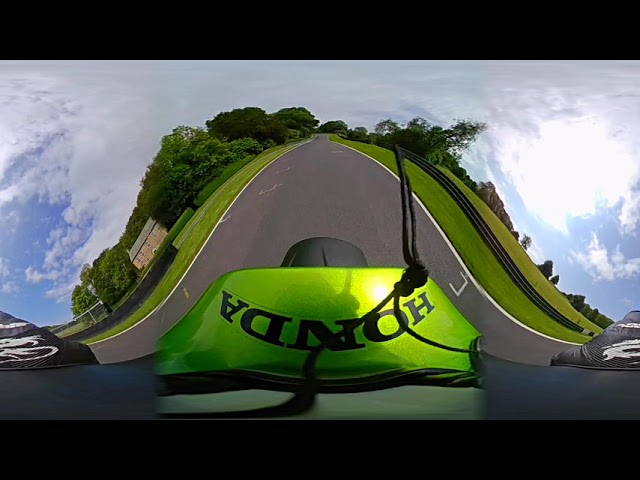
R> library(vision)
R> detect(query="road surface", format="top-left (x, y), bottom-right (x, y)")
top-left (89, 134), bottom-right (635, 419)
top-left (91, 135), bottom-right (573, 365)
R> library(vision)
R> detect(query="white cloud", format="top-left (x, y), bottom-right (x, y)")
top-left (0, 62), bottom-right (162, 303)
top-left (526, 241), bottom-right (545, 265)
top-left (622, 297), bottom-right (634, 308)
top-left (481, 61), bottom-right (640, 236)
top-left (489, 118), bottom-right (638, 235)
top-left (0, 257), bottom-right (9, 278)
top-left (24, 265), bottom-right (61, 284)
top-left (0, 60), bottom-right (639, 312)
top-left (0, 255), bottom-right (18, 295)
top-left (0, 209), bottom-right (21, 236)
top-left (618, 189), bottom-right (640, 236)
top-left (0, 281), bottom-right (19, 295)
top-left (571, 232), bottom-right (640, 282)
top-left (44, 280), bottom-right (77, 303)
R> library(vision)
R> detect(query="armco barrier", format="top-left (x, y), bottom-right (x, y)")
top-left (352, 138), bottom-right (593, 335)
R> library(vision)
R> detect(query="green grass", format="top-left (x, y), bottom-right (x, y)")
top-left (440, 169), bottom-right (601, 330)
top-left (330, 135), bottom-right (600, 343)
top-left (82, 141), bottom-right (307, 344)
top-left (55, 320), bottom-right (92, 338)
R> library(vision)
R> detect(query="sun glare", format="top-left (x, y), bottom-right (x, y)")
top-left (497, 118), bottom-right (636, 233)
top-left (372, 284), bottom-right (391, 303)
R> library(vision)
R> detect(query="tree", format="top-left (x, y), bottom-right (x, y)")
top-left (536, 260), bottom-right (554, 279)
top-left (317, 120), bottom-right (349, 134)
top-left (272, 107), bottom-right (319, 138)
top-left (79, 263), bottom-right (94, 290)
top-left (520, 234), bottom-right (532, 251)
top-left (444, 119), bottom-right (488, 157)
top-left (119, 205), bottom-right (150, 251)
top-left (581, 304), bottom-right (594, 320)
top-left (374, 118), bottom-right (401, 135)
top-left (586, 308), bottom-right (599, 322)
top-left (563, 293), bottom-right (614, 328)
top-left (566, 293), bottom-right (586, 312)
top-left (88, 245), bottom-right (139, 307)
top-left (347, 126), bottom-right (369, 142)
top-left (136, 126), bottom-right (264, 227)
top-left (206, 107), bottom-right (288, 145)
top-left (550, 274), bottom-right (559, 285)
top-left (594, 313), bottom-right (614, 329)
top-left (371, 116), bottom-right (486, 192)
top-left (70, 284), bottom-right (98, 317)
top-left (378, 117), bottom-right (486, 165)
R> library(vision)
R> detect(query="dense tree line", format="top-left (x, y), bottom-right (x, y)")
top-left (563, 293), bottom-right (613, 330)
top-left (520, 234), bottom-right (532, 250)
top-left (70, 106), bottom-right (318, 315)
top-left (531, 257), bottom-right (613, 329)
top-left (322, 116), bottom-right (614, 331)
top-left (321, 117), bottom-right (486, 192)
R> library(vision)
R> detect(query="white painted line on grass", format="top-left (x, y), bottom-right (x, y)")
top-left (336, 141), bottom-right (580, 345)
top-left (87, 139), bottom-right (312, 345)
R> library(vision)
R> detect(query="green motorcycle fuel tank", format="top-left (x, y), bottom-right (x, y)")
top-left (157, 267), bottom-right (481, 392)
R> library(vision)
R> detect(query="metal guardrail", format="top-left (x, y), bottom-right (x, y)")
top-left (370, 140), bottom-right (593, 335)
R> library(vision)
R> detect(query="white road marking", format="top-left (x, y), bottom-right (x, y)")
top-left (276, 167), bottom-right (291, 173)
top-left (450, 271), bottom-right (469, 297)
top-left (86, 139), bottom-right (313, 345)
top-left (220, 215), bottom-right (231, 223)
top-left (336, 141), bottom-right (580, 345)
top-left (259, 184), bottom-right (282, 195)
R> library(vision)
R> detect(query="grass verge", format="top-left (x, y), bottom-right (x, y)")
top-left (440, 169), bottom-right (601, 330)
top-left (55, 320), bottom-right (92, 338)
top-left (330, 135), bottom-right (599, 342)
top-left (82, 140), bottom-right (307, 344)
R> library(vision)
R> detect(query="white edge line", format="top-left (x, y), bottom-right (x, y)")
top-left (336, 141), bottom-right (580, 346)
top-left (87, 139), bottom-right (312, 345)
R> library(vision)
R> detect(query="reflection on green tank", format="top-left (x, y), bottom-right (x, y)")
top-left (156, 267), bottom-right (480, 380)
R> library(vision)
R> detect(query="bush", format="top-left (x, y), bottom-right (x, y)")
top-left (194, 154), bottom-right (257, 207)
top-left (227, 137), bottom-right (263, 156)
top-left (167, 208), bottom-right (195, 243)
top-left (261, 139), bottom-right (277, 149)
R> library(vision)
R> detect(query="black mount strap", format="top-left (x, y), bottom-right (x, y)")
top-left (190, 144), bottom-right (478, 418)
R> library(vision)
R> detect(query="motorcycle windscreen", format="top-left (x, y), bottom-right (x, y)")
top-left (156, 268), bottom-right (481, 380)
top-left (0, 311), bottom-right (99, 369)
top-left (551, 310), bottom-right (640, 370)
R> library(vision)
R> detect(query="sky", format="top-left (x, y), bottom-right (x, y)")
top-left (0, 60), bottom-right (638, 326)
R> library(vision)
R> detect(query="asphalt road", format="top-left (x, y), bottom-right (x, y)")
top-left (91, 134), bottom-right (574, 365)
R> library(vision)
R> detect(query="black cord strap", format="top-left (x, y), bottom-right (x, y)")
top-left (189, 144), bottom-right (478, 419)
